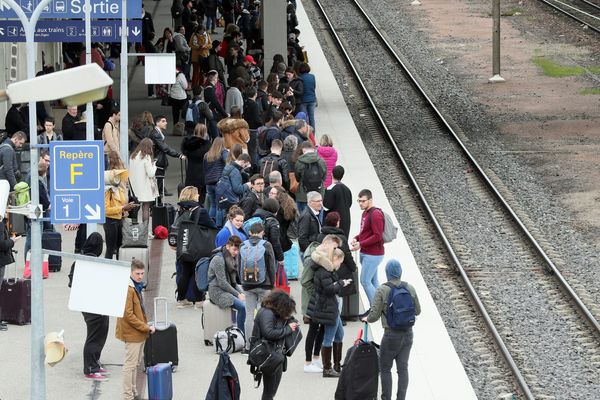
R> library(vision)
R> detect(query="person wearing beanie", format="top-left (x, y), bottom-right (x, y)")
top-left (362, 259), bottom-right (421, 400)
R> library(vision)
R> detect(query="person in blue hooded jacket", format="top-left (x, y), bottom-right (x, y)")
top-left (362, 260), bottom-right (421, 400)
top-left (297, 63), bottom-right (317, 133)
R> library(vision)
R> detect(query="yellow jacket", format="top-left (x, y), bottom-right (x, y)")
top-left (116, 282), bottom-right (149, 343)
top-left (104, 169), bottom-right (129, 220)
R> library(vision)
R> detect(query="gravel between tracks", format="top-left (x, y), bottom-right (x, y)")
top-left (302, 0), bottom-right (600, 397)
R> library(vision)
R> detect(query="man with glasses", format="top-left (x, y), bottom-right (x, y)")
top-left (298, 191), bottom-right (323, 253)
top-left (351, 189), bottom-right (385, 307)
top-left (240, 174), bottom-right (265, 219)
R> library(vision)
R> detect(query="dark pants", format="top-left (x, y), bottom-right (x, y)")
top-left (74, 224), bottom-right (87, 253)
top-left (380, 328), bottom-right (413, 400)
top-left (170, 98), bottom-right (187, 124)
top-left (156, 167), bottom-right (166, 198)
top-left (261, 363), bottom-right (283, 400)
top-left (176, 260), bottom-right (205, 302)
top-left (82, 312), bottom-right (109, 374)
top-left (304, 322), bottom-right (325, 362)
top-left (103, 217), bottom-right (122, 259)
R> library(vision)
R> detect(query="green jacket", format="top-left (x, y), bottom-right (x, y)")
top-left (366, 278), bottom-right (421, 329)
top-left (300, 241), bottom-right (320, 315)
top-left (294, 151), bottom-right (327, 203)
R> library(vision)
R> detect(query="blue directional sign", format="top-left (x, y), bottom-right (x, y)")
top-left (0, 0), bottom-right (142, 19)
top-left (50, 141), bottom-right (105, 224)
top-left (0, 20), bottom-right (142, 42)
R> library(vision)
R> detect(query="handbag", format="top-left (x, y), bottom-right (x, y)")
top-left (275, 262), bottom-right (290, 295)
top-left (176, 209), bottom-right (218, 262)
top-left (121, 219), bottom-right (149, 248)
top-left (214, 326), bottom-right (245, 354)
top-left (248, 338), bottom-right (285, 377)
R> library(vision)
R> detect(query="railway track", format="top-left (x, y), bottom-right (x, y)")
top-left (538, 0), bottom-right (600, 34)
top-left (311, 0), bottom-right (600, 398)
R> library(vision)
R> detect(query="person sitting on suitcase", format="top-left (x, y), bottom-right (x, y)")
top-left (306, 247), bottom-right (350, 378)
top-left (116, 259), bottom-right (156, 400)
top-left (241, 222), bottom-right (277, 354)
top-left (361, 259), bottom-right (421, 400)
top-left (207, 235), bottom-right (246, 336)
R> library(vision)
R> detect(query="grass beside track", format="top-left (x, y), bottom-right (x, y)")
top-left (532, 57), bottom-right (600, 77)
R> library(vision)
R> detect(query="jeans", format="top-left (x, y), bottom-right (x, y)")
top-left (360, 253), bottom-right (384, 306)
top-left (206, 184), bottom-right (224, 227)
top-left (206, 15), bottom-right (217, 31)
top-left (244, 288), bottom-right (270, 349)
top-left (323, 315), bottom-right (343, 347)
top-left (298, 101), bottom-right (317, 132)
top-left (261, 363), bottom-right (283, 400)
top-left (82, 312), bottom-right (109, 374)
top-left (380, 329), bottom-right (414, 400)
top-left (231, 297), bottom-right (246, 337)
top-left (176, 260), bottom-right (205, 302)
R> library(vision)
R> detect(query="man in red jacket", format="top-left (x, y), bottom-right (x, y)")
top-left (351, 189), bottom-right (385, 307)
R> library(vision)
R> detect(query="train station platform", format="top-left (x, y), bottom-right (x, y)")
top-left (1, 0), bottom-right (476, 398)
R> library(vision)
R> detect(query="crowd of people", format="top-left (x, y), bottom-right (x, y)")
top-left (0, 1), bottom-right (422, 399)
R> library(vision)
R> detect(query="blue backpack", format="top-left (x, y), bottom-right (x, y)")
top-left (384, 282), bottom-right (416, 329)
top-left (196, 252), bottom-right (223, 292)
top-left (239, 239), bottom-right (267, 286)
top-left (242, 216), bottom-right (263, 235)
top-left (215, 167), bottom-right (240, 210)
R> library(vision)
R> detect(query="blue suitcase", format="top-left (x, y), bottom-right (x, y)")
top-left (147, 363), bottom-right (173, 400)
top-left (283, 243), bottom-right (300, 280)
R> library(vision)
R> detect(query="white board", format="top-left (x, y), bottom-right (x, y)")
top-left (68, 259), bottom-right (131, 317)
top-left (144, 54), bottom-right (176, 84)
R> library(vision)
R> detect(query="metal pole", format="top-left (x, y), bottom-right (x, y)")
top-left (489, 0), bottom-right (505, 83)
top-left (120, 0), bottom-right (129, 167)
top-left (84, 0), bottom-right (97, 235)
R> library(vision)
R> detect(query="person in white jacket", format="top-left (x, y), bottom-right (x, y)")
top-left (168, 66), bottom-right (190, 124)
top-left (128, 138), bottom-right (158, 223)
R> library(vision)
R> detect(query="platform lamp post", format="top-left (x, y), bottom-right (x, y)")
top-left (489, 0), bottom-right (505, 82)
top-left (0, 63), bottom-right (113, 399)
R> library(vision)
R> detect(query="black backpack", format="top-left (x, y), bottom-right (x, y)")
top-left (257, 127), bottom-right (270, 157)
top-left (301, 161), bottom-right (322, 193)
top-left (260, 156), bottom-right (279, 182)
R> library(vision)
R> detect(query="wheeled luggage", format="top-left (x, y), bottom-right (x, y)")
top-left (119, 247), bottom-right (150, 286)
top-left (144, 297), bottom-right (179, 368)
top-left (147, 362), bottom-right (173, 399)
top-left (283, 242), bottom-right (300, 280)
top-left (0, 263), bottom-right (31, 325)
top-left (41, 231), bottom-right (62, 272)
top-left (202, 299), bottom-right (234, 346)
top-left (335, 323), bottom-right (379, 400)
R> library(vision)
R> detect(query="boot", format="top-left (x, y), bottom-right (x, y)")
top-left (333, 342), bottom-right (343, 373)
top-left (321, 347), bottom-right (340, 378)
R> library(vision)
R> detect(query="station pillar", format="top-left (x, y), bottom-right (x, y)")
top-left (262, 0), bottom-right (287, 73)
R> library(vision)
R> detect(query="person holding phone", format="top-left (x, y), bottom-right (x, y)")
top-left (306, 247), bottom-right (350, 378)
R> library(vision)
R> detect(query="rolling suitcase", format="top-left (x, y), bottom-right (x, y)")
top-left (341, 269), bottom-right (360, 321)
top-left (152, 181), bottom-right (177, 233)
top-left (0, 263), bottom-right (31, 325)
top-left (283, 242), bottom-right (300, 280)
top-left (145, 297), bottom-right (179, 368)
top-left (119, 247), bottom-right (150, 286)
top-left (41, 231), bottom-right (62, 272)
top-left (335, 323), bottom-right (379, 400)
top-left (147, 363), bottom-right (174, 399)
top-left (202, 299), bottom-right (234, 346)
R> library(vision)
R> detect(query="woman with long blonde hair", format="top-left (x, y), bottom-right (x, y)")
top-left (129, 138), bottom-right (158, 223)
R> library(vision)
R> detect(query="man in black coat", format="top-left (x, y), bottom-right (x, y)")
top-left (240, 174), bottom-right (265, 220)
top-left (298, 191), bottom-right (323, 252)
top-left (252, 198), bottom-right (284, 262)
top-left (204, 71), bottom-right (228, 121)
top-left (149, 115), bottom-right (186, 196)
top-left (243, 87), bottom-right (263, 130)
top-left (5, 104), bottom-right (28, 136)
top-left (323, 165), bottom-right (352, 238)
top-left (61, 106), bottom-right (80, 140)
top-left (259, 139), bottom-right (289, 190)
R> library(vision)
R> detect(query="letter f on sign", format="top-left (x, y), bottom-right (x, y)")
top-left (70, 163), bottom-right (83, 184)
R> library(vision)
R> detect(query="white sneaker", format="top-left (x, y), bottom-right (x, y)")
top-left (312, 359), bottom-right (323, 369)
top-left (304, 363), bottom-right (323, 373)
top-left (194, 301), bottom-right (204, 310)
top-left (177, 299), bottom-right (193, 308)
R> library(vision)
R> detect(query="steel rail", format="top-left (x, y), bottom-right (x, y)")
top-left (310, 0), bottom-right (534, 398)
top-left (537, 0), bottom-right (600, 34)
top-left (314, 0), bottom-right (600, 396)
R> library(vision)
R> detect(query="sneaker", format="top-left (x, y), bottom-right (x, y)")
top-left (304, 363), bottom-right (323, 373)
top-left (97, 367), bottom-right (111, 376)
top-left (177, 299), bottom-right (193, 308)
top-left (84, 373), bottom-right (109, 381)
top-left (148, 94), bottom-right (157, 99)
top-left (312, 358), bottom-right (323, 369)
top-left (194, 301), bottom-right (204, 310)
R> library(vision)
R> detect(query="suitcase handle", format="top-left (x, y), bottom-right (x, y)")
top-left (363, 322), bottom-right (369, 342)
top-left (153, 297), bottom-right (169, 329)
